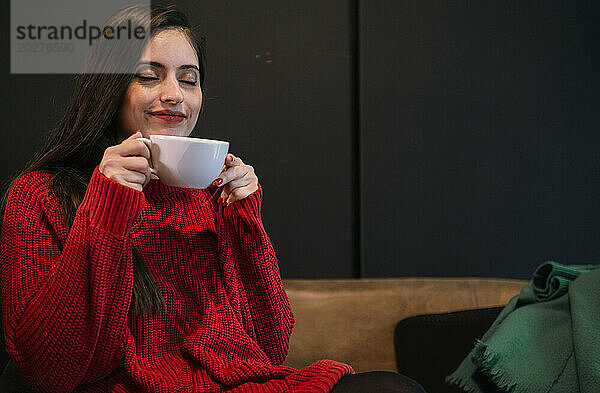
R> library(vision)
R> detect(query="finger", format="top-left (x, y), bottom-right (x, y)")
top-left (120, 156), bottom-right (152, 174)
top-left (129, 139), bottom-right (151, 160)
top-left (121, 182), bottom-right (142, 192)
top-left (127, 182), bottom-right (143, 192)
top-left (220, 175), bottom-right (256, 203)
top-left (210, 165), bottom-right (228, 187)
top-left (107, 157), bottom-right (152, 185)
top-left (225, 153), bottom-right (244, 167)
top-left (224, 184), bottom-right (258, 205)
top-left (224, 187), bottom-right (245, 205)
top-left (219, 183), bottom-right (242, 203)
top-left (105, 171), bottom-right (143, 191)
top-left (224, 176), bottom-right (253, 193)
top-left (216, 165), bottom-right (251, 187)
top-left (113, 138), bottom-right (151, 160)
top-left (143, 174), bottom-right (151, 188)
top-left (100, 156), bottom-right (149, 178)
top-left (121, 170), bottom-right (147, 185)
top-left (111, 171), bottom-right (146, 190)
top-left (220, 187), bottom-right (242, 204)
top-left (124, 130), bottom-right (142, 140)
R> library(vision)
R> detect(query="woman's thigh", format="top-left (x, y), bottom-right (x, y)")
top-left (330, 371), bottom-right (427, 393)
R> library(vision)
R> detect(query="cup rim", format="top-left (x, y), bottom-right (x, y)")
top-left (149, 134), bottom-right (229, 144)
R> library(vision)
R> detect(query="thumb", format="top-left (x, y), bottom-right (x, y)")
top-left (125, 130), bottom-right (142, 140)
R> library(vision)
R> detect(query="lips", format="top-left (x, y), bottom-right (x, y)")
top-left (149, 110), bottom-right (186, 123)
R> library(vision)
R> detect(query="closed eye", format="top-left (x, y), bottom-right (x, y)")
top-left (180, 80), bottom-right (197, 86)
top-left (135, 75), bottom-right (158, 81)
top-left (136, 75), bottom-right (196, 86)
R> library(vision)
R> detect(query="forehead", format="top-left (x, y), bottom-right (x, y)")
top-left (140, 29), bottom-right (199, 68)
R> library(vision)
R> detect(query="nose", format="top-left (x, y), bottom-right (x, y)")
top-left (159, 74), bottom-right (184, 105)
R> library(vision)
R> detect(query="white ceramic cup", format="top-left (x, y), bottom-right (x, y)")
top-left (138, 135), bottom-right (229, 189)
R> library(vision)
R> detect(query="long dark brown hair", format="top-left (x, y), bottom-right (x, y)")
top-left (0, 5), bottom-right (206, 316)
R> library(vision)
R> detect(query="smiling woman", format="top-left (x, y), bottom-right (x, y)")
top-left (0, 4), bottom-right (424, 393)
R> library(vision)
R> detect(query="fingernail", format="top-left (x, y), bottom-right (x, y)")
top-left (216, 178), bottom-right (223, 186)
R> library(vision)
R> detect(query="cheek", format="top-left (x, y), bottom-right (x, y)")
top-left (187, 90), bottom-right (203, 117)
top-left (128, 88), bottom-right (154, 111)
top-left (120, 88), bottom-right (153, 133)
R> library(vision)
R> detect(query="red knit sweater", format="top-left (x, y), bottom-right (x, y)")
top-left (0, 166), bottom-right (354, 393)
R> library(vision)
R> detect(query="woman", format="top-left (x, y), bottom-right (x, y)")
top-left (0, 5), bottom-right (426, 393)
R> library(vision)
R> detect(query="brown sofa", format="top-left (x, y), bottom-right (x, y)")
top-left (282, 278), bottom-right (527, 374)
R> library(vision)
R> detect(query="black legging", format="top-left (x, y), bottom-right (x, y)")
top-left (330, 371), bottom-right (427, 393)
top-left (1, 361), bottom-right (427, 393)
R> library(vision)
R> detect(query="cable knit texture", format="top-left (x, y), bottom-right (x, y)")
top-left (0, 165), bottom-right (354, 392)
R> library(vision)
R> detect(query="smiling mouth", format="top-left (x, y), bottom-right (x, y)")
top-left (148, 111), bottom-right (186, 123)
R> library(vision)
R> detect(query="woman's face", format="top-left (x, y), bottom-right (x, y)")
top-left (118, 29), bottom-right (202, 140)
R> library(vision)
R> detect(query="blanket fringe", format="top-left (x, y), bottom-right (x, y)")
top-left (446, 340), bottom-right (523, 393)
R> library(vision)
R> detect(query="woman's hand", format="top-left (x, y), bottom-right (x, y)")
top-left (213, 154), bottom-right (259, 205)
top-left (98, 131), bottom-right (152, 192)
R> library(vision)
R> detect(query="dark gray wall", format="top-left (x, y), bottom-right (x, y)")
top-left (361, 0), bottom-right (600, 278)
top-left (1, 1), bottom-right (599, 279)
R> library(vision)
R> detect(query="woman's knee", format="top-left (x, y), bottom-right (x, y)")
top-left (330, 371), bottom-right (427, 393)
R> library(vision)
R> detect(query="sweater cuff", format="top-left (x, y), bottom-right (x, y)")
top-left (223, 183), bottom-right (263, 231)
top-left (79, 165), bottom-right (145, 235)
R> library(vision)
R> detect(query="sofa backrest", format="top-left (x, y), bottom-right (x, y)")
top-left (282, 278), bottom-right (527, 372)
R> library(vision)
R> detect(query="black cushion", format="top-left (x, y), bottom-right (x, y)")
top-left (394, 307), bottom-right (504, 393)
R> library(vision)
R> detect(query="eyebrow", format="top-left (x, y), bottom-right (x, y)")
top-left (138, 61), bottom-right (199, 72)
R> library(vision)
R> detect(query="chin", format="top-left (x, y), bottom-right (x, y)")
top-left (145, 129), bottom-right (189, 137)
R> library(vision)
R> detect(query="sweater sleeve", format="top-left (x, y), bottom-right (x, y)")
top-left (0, 166), bottom-right (144, 393)
top-left (215, 183), bottom-right (295, 366)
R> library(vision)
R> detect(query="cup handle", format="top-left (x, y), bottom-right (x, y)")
top-left (137, 137), bottom-right (159, 180)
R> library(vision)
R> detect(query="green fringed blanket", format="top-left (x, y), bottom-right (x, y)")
top-left (446, 262), bottom-right (600, 393)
